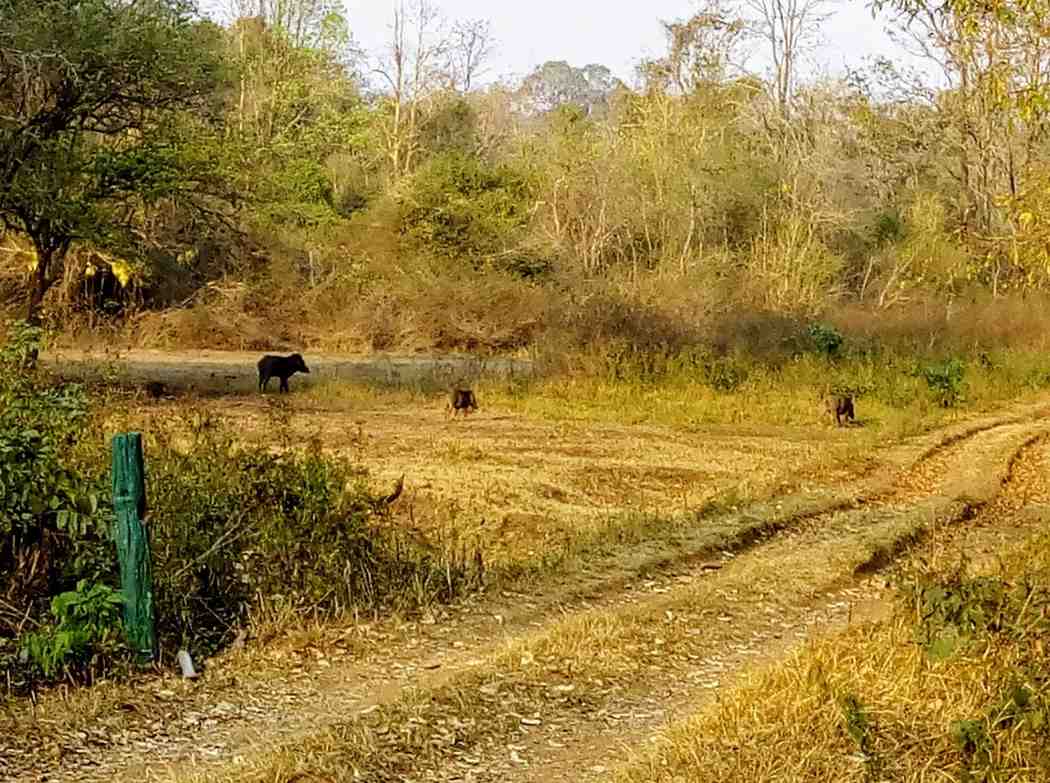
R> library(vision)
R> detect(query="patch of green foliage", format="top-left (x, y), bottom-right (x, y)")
top-left (257, 157), bottom-right (339, 226)
top-left (898, 557), bottom-right (1047, 662)
top-left (920, 357), bottom-right (967, 408)
top-left (0, 323), bottom-right (112, 599)
top-left (399, 151), bottom-right (536, 271)
top-left (145, 405), bottom-right (482, 653)
top-left (20, 581), bottom-right (126, 680)
top-left (838, 692), bottom-right (886, 777)
top-left (0, 323), bottom-right (116, 688)
top-left (903, 570), bottom-right (1010, 661)
top-left (806, 322), bottom-right (845, 360)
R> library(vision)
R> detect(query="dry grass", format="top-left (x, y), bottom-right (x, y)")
top-left (614, 610), bottom-right (1050, 782)
top-left (34, 246), bottom-right (1050, 361)
top-left (154, 404), bottom-right (1044, 783)
top-left (111, 387), bottom-right (873, 577)
top-left (613, 536), bottom-right (1050, 783)
top-left (830, 293), bottom-right (1050, 354)
top-left (612, 443), bottom-right (1050, 783)
top-left (51, 340), bottom-right (1050, 586)
top-left (10, 358), bottom-right (1047, 783)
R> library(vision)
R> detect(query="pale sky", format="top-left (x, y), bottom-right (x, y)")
top-left (340, 0), bottom-right (923, 87)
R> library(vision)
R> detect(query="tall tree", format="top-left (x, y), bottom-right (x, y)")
top-left (222, 0), bottom-right (348, 50)
top-left (878, 0), bottom-right (1050, 228)
top-left (873, 0), bottom-right (1050, 290)
top-left (743, 0), bottom-right (833, 114)
top-left (374, 0), bottom-right (450, 178)
top-left (638, 2), bottom-right (749, 95)
top-left (449, 18), bottom-right (494, 92)
top-left (519, 61), bottom-right (626, 117)
top-left (0, 0), bottom-right (232, 326)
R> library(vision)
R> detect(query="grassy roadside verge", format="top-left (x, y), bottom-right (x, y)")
top-left (302, 346), bottom-right (1050, 435)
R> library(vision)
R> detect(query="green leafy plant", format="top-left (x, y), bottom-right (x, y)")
top-left (840, 693), bottom-right (874, 752)
top-left (399, 151), bottom-right (533, 266)
top-left (839, 693), bottom-right (885, 779)
top-left (146, 408), bottom-right (482, 652)
top-left (702, 356), bottom-right (750, 392)
top-left (920, 357), bottom-right (966, 408)
top-left (900, 566), bottom-right (1010, 660)
top-left (950, 718), bottom-right (992, 772)
top-left (807, 322), bottom-right (845, 360)
top-left (0, 322), bottom-right (112, 605)
top-left (20, 580), bottom-right (125, 680)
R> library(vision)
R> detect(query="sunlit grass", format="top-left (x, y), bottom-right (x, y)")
top-left (302, 348), bottom-right (1050, 440)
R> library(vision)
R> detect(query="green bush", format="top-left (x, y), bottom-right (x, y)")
top-left (258, 157), bottom-right (340, 227)
top-left (399, 151), bottom-right (533, 265)
top-left (921, 357), bottom-right (966, 408)
top-left (806, 322), bottom-right (845, 360)
top-left (0, 323), bottom-right (112, 606)
top-left (146, 410), bottom-right (480, 652)
top-left (1, 324), bottom-right (485, 687)
top-left (20, 581), bottom-right (125, 680)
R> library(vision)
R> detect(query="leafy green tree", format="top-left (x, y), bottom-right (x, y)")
top-left (227, 0), bottom-right (349, 50)
top-left (399, 151), bottom-right (532, 264)
top-left (225, 14), bottom-right (369, 226)
top-left (0, 0), bottom-right (233, 326)
top-left (638, 2), bottom-right (749, 95)
top-left (872, 0), bottom-right (1050, 290)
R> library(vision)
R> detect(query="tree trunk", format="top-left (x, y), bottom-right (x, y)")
top-left (26, 245), bottom-right (51, 328)
top-left (24, 244), bottom-right (54, 368)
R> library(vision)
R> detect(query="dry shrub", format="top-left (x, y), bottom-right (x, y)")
top-left (130, 281), bottom-right (284, 351)
top-left (300, 262), bottom-right (549, 353)
top-left (828, 293), bottom-right (1050, 354)
top-left (703, 308), bottom-right (806, 360)
top-left (739, 210), bottom-right (845, 317)
top-left (619, 621), bottom-right (1050, 782)
top-left (540, 266), bottom-right (722, 360)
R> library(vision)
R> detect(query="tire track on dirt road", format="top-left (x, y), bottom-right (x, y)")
top-left (397, 421), bottom-right (1050, 783)
top-left (6, 401), bottom-right (1050, 783)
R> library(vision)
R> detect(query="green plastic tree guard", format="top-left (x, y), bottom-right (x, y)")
top-left (112, 432), bottom-right (157, 663)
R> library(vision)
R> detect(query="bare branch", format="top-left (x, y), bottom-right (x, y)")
top-left (742, 0), bottom-right (834, 113)
top-left (449, 18), bottom-right (495, 92)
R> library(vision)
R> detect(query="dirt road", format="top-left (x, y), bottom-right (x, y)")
top-left (5, 395), bottom-right (1050, 783)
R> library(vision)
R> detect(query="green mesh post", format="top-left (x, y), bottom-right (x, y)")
top-left (112, 432), bottom-right (157, 664)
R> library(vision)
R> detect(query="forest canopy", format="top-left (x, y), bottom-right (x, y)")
top-left (1, 0), bottom-right (1049, 353)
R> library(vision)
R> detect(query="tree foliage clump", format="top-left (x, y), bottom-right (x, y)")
top-left (398, 152), bottom-right (533, 267)
top-left (0, 324), bottom-right (111, 612)
top-left (4, 0), bottom-right (1050, 353)
top-left (0, 0), bottom-right (235, 325)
